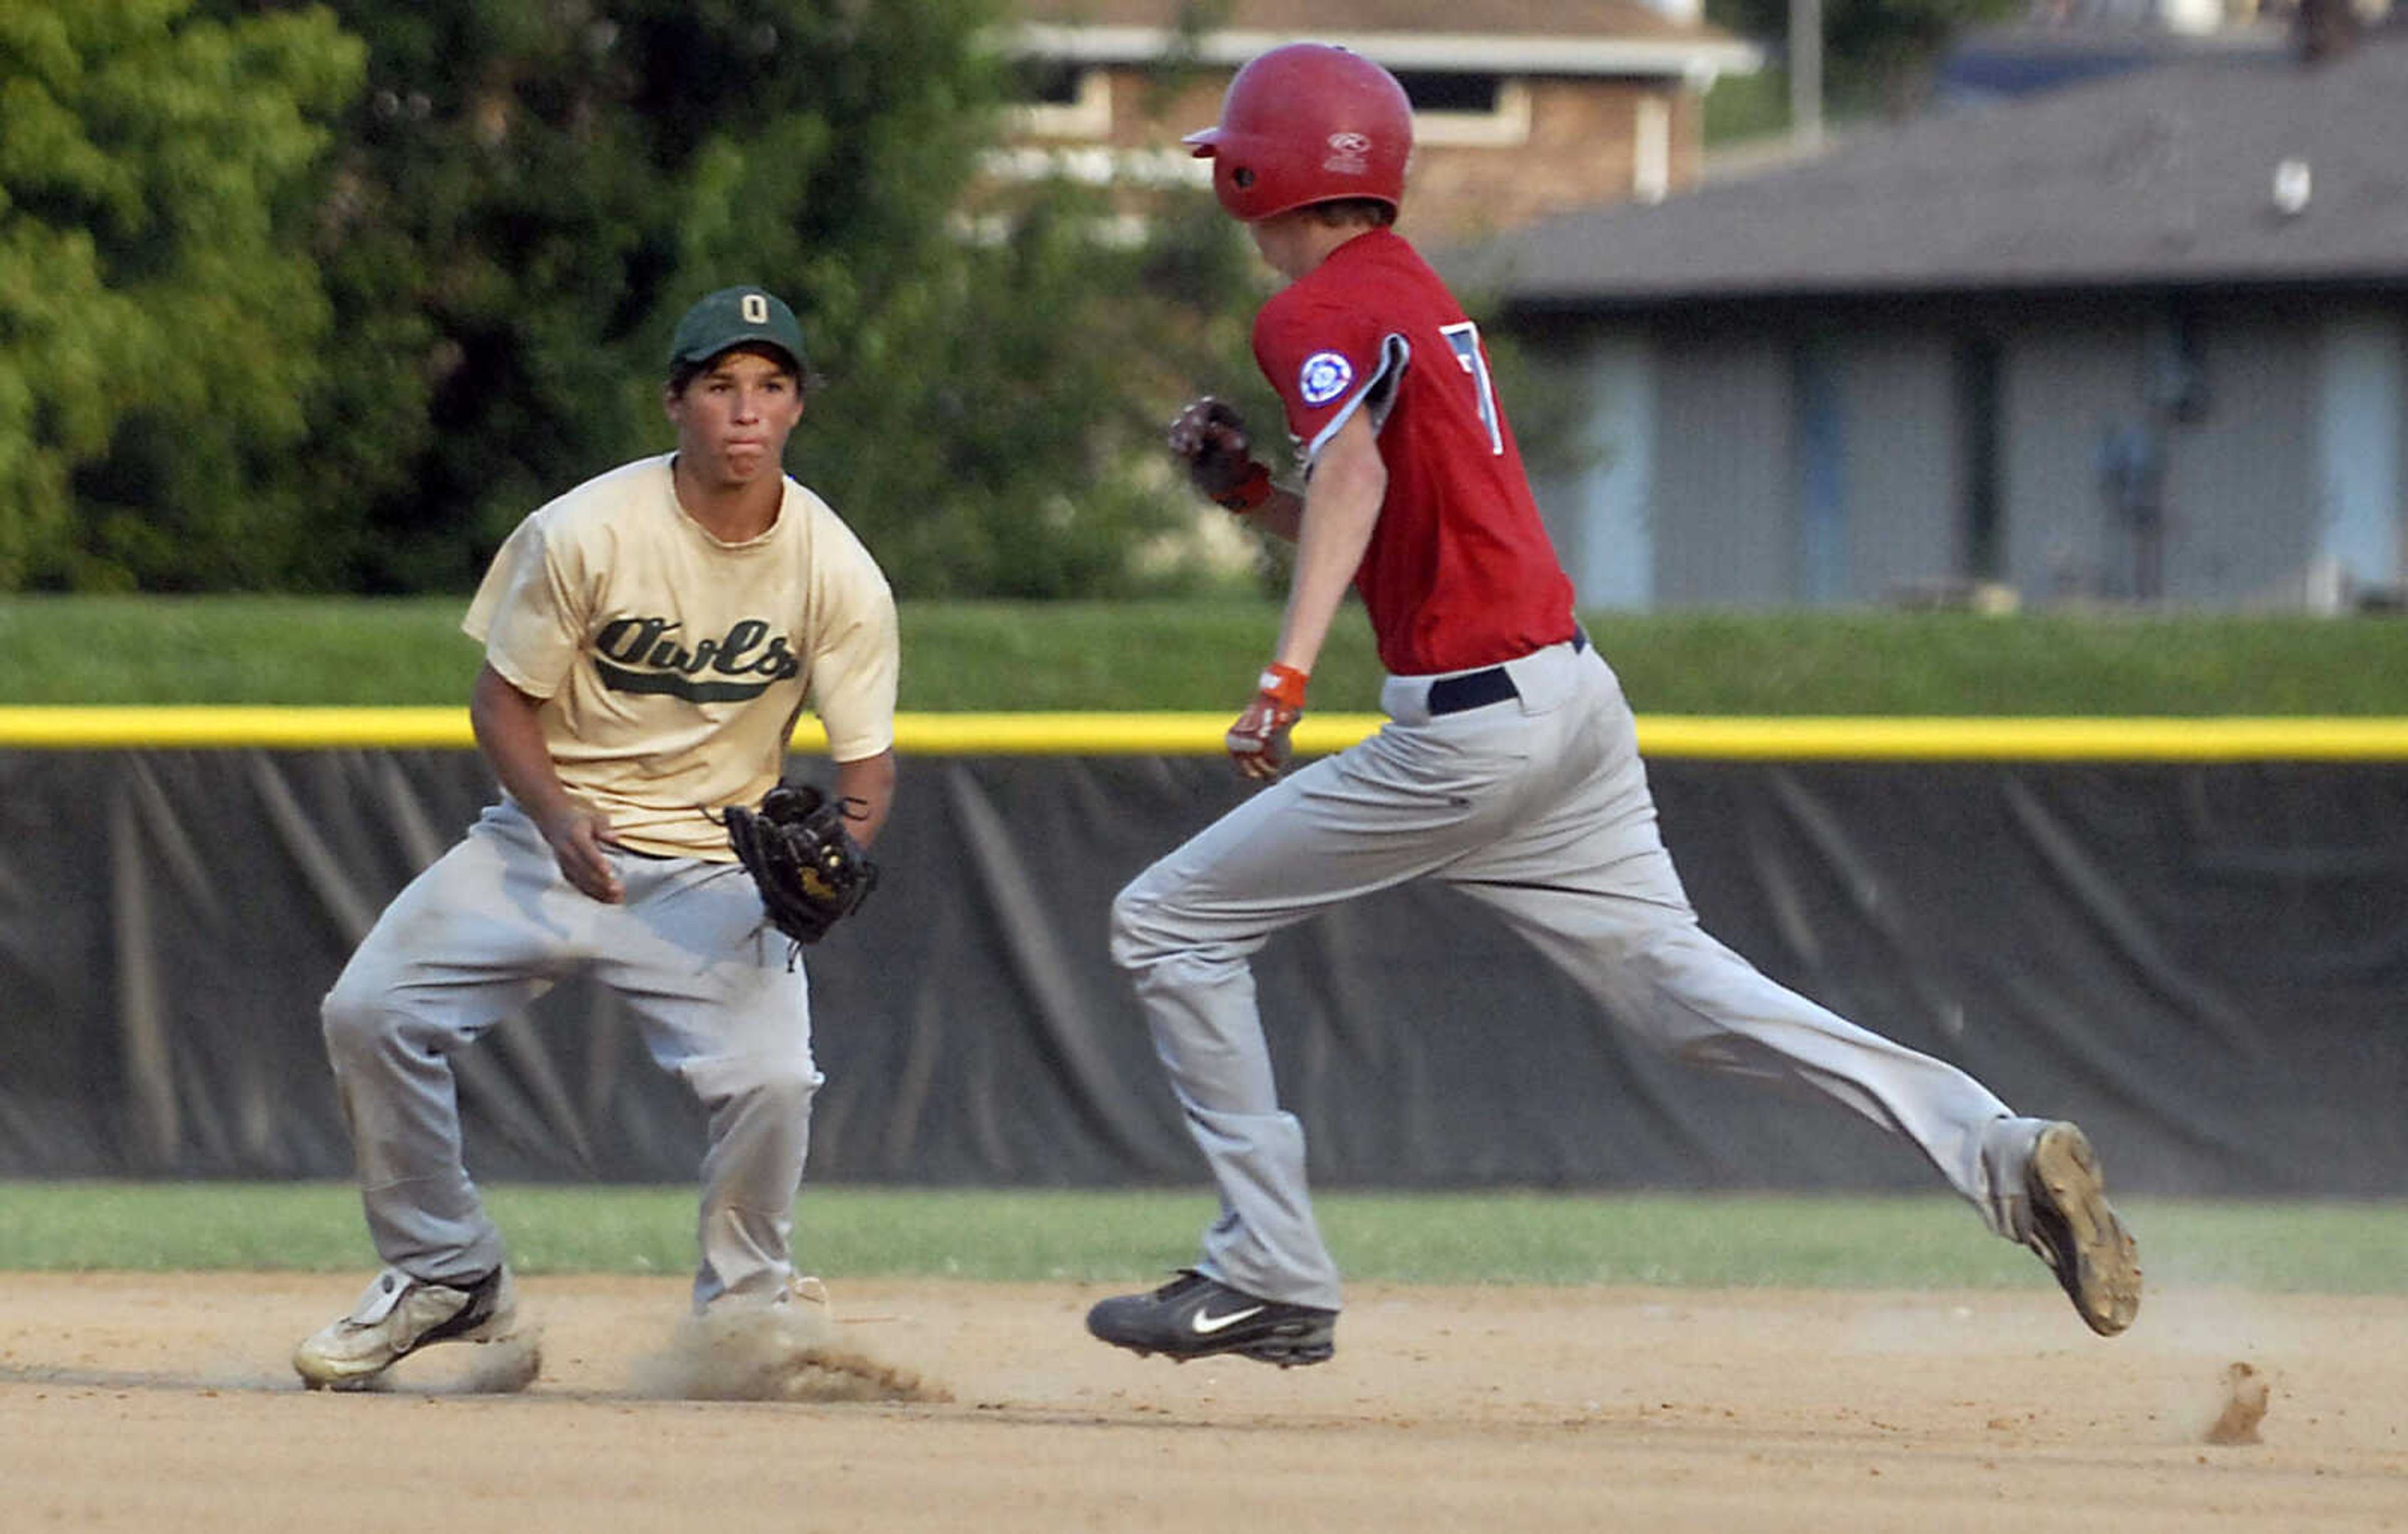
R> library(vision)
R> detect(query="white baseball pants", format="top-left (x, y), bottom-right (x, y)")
top-left (1112, 638), bottom-right (2044, 1311)
top-left (320, 800), bottom-right (820, 1311)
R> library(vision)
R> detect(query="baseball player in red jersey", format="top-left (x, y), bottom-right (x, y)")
top-left (1086, 44), bottom-right (2141, 1368)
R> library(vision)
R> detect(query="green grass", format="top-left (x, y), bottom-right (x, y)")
top-left (1702, 66), bottom-right (1795, 146)
top-left (0, 595), bottom-right (485, 706)
top-left (3, 595), bottom-right (2407, 714)
top-left (1, 1183), bottom-right (2399, 1295)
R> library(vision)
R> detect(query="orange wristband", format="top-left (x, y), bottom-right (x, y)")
top-left (1258, 662), bottom-right (1309, 712)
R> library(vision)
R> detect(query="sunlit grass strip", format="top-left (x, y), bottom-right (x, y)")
top-left (1, 1182), bottom-right (2402, 1293)
top-left (4, 706), bottom-right (2408, 759)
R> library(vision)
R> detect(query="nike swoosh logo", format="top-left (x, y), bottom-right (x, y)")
top-left (1190, 1304), bottom-right (1265, 1335)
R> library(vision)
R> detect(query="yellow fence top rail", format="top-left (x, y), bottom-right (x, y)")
top-left (4, 707), bottom-right (2408, 759)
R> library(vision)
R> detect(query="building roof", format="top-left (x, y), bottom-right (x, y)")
top-left (1451, 30), bottom-right (2408, 307)
top-left (1005, 0), bottom-right (1757, 78)
top-left (1934, 19), bottom-right (2294, 108)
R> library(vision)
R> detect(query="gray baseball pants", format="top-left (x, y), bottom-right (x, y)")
top-left (1111, 638), bottom-right (2046, 1312)
top-left (320, 800), bottom-right (820, 1311)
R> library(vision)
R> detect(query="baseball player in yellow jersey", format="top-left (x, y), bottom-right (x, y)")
top-left (292, 286), bottom-right (899, 1391)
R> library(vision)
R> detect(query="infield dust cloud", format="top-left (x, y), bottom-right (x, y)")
top-left (629, 1294), bottom-right (946, 1404)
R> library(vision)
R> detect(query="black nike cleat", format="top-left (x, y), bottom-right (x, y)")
top-left (2024, 1121), bottom-right (2143, 1336)
top-left (1086, 1269), bottom-right (1336, 1367)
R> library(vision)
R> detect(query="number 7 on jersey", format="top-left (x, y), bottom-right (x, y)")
top-left (1439, 320), bottom-right (1504, 456)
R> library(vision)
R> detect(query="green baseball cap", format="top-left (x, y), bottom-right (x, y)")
top-left (667, 285), bottom-right (808, 374)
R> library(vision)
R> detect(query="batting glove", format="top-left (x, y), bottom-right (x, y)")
top-left (1169, 397), bottom-right (1273, 512)
top-left (1227, 663), bottom-right (1308, 780)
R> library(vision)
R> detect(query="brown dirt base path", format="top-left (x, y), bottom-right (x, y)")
top-left (3, 1274), bottom-right (2402, 1533)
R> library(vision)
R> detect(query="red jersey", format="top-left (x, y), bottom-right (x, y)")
top-left (1253, 228), bottom-right (1577, 676)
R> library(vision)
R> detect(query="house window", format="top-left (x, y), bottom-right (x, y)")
top-left (1792, 339), bottom-right (1848, 603)
top-left (1953, 337), bottom-right (2004, 581)
top-left (1394, 71), bottom-right (1500, 114)
top-left (1007, 61), bottom-right (1112, 139)
top-left (1392, 70), bottom-right (1533, 147)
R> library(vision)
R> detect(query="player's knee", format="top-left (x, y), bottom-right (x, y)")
top-left (1109, 878), bottom-right (1179, 973)
top-left (741, 1055), bottom-right (825, 1114)
top-left (318, 981), bottom-right (407, 1066)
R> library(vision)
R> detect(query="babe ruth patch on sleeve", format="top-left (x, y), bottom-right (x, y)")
top-left (1298, 351), bottom-right (1354, 406)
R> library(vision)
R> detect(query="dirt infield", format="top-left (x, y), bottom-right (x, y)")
top-left (3, 1273), bottom-right (2401, 1533)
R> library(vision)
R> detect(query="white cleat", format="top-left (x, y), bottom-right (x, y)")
top-left (786, 1273), bottom-right (832, 1312)
top-left (2024, 1123), bottom-right (2142, 1337)
top-left (293, 1266), bottom-right (524, 1390)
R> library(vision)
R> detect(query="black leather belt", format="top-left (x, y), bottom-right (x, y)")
top-left (1425, 630), bottom-right (1587, 716)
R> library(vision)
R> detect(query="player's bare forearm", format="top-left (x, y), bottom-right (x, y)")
top-left (469, 663), bottom-right (624, 901)
top-left (828, 748), bottom-right (897, 848)
top-left (1245, 485), bottom-right (1306, 543)
top-left (468, 665), bottom-right (576, 825)
top-left (1273, 413), bottom-right (1386, 675)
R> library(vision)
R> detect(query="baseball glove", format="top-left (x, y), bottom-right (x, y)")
top-left (724, 782), bottom-right (878, 946)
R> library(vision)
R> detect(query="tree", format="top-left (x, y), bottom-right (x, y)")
top-left (7, 1), bottom-right (1264, 595)
top-left (0, 1), bottom-right (363, 588)
top-left (297, 0), bottom-right (1259, 596)
top-left (1710, 0), bottom-right (2021, 120)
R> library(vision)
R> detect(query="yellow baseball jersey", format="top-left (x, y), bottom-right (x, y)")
top-left (463, 454), bottom-right (899, 859)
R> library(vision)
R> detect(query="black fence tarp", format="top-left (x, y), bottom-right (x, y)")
top-left (1, 748), bottom-right (2402, 1197)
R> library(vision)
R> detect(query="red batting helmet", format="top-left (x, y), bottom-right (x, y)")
top-left (1183, 43), bottom-right (1413, 222)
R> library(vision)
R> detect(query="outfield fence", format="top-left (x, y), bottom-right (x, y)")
top-left (3, 712), bottom-right (2402, 1199)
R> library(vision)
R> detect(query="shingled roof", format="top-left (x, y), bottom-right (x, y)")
top-left (1453, 29), bottom-right (2408, 306)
